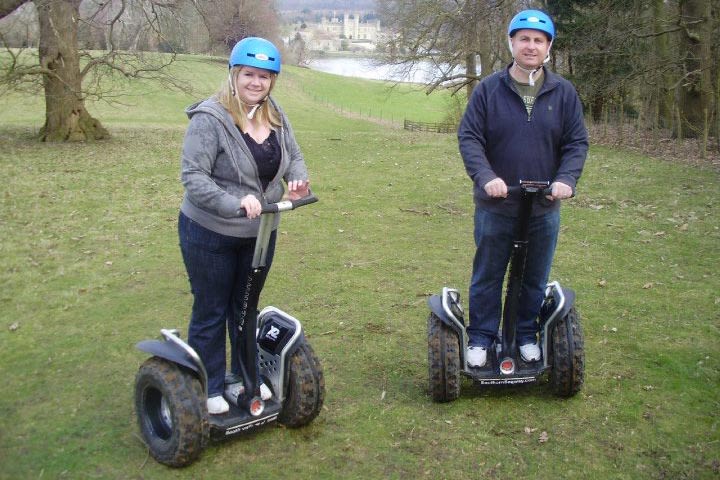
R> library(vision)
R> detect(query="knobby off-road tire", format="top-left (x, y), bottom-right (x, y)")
top-left (427, 312), bottom-right (461, 402)
top-left (278, 341), bottom-right (325, 427)
top-left (134, 357), bottom-right (209, 467)
top-left (549, 307), bottom-right (585, 397)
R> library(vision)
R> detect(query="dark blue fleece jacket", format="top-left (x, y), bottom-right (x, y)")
top-left (458, 65), bottom-right (588, 216)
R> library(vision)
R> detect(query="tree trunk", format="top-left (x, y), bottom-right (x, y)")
top-left (591, 94), bottom-right (605, 123)
top-left (676, 0), bottom-right (712, 138)
top-left (465, 52), bottom-right (478, 97)
top-left (35, 0), bottom-right (108, 141)
top-left (653, 0), bottom-right (674, 128)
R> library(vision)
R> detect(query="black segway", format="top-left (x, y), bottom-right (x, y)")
top-left (134, 194), bottom-right (324, 467)
top-left (427, 180), bottom-right (584, 402)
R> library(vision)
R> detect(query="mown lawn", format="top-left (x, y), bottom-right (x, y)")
top-left (0, 55), bottom-right (718, 479)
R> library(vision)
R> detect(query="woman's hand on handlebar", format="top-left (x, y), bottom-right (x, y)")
top-left (240, 194), bottom-right (262, 219)
top-left (287, 179), bottom-right (310, 200)
top-left (483, 178), bottom-right (508, 198)
top-left (548, 181), bottom-right (573, 201)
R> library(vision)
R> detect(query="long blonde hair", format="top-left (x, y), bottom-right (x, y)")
top-left (216, 66), bottom-right (282, 131)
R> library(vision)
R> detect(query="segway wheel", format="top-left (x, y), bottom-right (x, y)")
top-left (427, 312), bottom-right (461, 402)
top-left (278, 341), bottom-right (325, 427)
top-left (134, 357), bottom-right (209, 467)
top-left (549, 307), bottom-right (585, 397)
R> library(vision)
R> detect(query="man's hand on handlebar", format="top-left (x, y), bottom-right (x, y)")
top-left (483, 178), bottom-right (508, 198)
top-left (548, 181), bottom-right (573, 201)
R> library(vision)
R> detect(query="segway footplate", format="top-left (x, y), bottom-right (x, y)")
top-left (208, 400), bottom-right (281, 440)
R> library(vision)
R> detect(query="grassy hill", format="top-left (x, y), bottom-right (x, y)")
top-left (0, 56), bottom-right (718, 479)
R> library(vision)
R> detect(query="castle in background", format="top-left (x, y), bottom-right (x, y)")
top-left (292, 11), bottom-right (382, 52)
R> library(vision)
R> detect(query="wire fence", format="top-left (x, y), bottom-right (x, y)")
top-left (403, 119), bottom-right (457, 134)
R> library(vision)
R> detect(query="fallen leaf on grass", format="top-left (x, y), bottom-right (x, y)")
top-left (524, 427), bottom-right (537, 434)
top-left (643, 282), bottom-right (653, 289)
top-left (597, 279), bottom-right (607, 287)
top-left (9, 322), bottom-right (19, 331)
top-left (539, 431), bottom-right (549, 443)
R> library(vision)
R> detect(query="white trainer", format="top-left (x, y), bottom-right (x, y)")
top-left (519, 343), bottom-right (541, 362)
top-left (207, 395), bottom-right (229, 415)
top-left (467, 346), bottom-right (487, 367)
top-left (259, 383), bottom-right (272, 401)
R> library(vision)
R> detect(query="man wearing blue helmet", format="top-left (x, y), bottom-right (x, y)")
top-left (178, 37), bottom-right (310, 414)
top-left (458, 10), bottom-right (588, 368)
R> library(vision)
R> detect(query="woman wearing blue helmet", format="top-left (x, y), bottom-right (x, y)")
top-left (178, 37), bottom-right (310, 414)
top-left (458, 10), bottom-right (588, 369)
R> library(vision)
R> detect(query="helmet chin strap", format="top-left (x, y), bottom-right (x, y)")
top-left (245, 101), bottom-right (263, 120)
top-left (512, 62), bottom-right (543, 86)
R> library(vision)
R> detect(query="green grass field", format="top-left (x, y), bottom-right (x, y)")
top-left (0, 55), bottom-right (718, 479)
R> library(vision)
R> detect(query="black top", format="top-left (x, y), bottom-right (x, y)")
top-left (240, 129), bottom-right (281, 191)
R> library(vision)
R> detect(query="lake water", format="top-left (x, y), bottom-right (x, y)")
top-left (306, 56), bottom-right (439, 83)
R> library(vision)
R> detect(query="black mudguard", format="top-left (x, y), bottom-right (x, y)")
top-left (540, 285), bottom-right (576, 326)
top-left (136, 340), bottom-right (200, 374)
top-left (427, 294), bottom-right (466, 344)
top-left (136, 338), bottom-right (206, 396)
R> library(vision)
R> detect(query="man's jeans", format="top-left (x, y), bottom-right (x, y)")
top-left (178, 212), bottom-right (276, 396)
top-left (467, 207), bottom-right (560, 349)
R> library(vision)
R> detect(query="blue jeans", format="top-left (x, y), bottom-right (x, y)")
top-left (467, 208), bottom-right (560, 348)
top-left (178, 213), bottom-right (276, 396)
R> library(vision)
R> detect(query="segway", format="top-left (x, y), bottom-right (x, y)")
top-left (427, 180), bottom-right (584, 402)
top-left (134, 194), bottom-right (325, 467)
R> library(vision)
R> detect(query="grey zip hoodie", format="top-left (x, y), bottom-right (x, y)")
top-left (179, 96), bottom-right (308, 237)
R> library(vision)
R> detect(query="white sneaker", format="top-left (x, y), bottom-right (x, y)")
top-left (467, 346), bottom-right (487, 367)
top-left (519, 343), bottom-right (541, 362)
top-left (207, 395), bottom-right (229, 415)
top-left (259, 383), bottom-right (272, 401)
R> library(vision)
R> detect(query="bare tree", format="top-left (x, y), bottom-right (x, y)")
top-left (376, 0), bottom-right (510, 96)
top-left (0, 0), bottom-right (188, 142)
top-left (286, 31), bottom-right (309, 67)
top-left (190, 0), bottom-right (281, 54)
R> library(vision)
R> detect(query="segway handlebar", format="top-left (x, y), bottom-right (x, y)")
top-left (504, 181), bottom-right (574, 198)
top-left (237, 192), bottom-right (319, 217)
top-left (507, 181), bottom-right (551, 196)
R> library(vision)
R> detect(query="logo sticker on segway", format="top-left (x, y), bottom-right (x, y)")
top-left (258, 319), bottom-right (293, 354)
top-left (265, 325), bottom-right (281, 341)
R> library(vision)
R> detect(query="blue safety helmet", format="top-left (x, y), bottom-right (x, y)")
top-left (508, 10), bottom-right (555, 41)
top-left (229, 37), bottom-right (281, 74)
